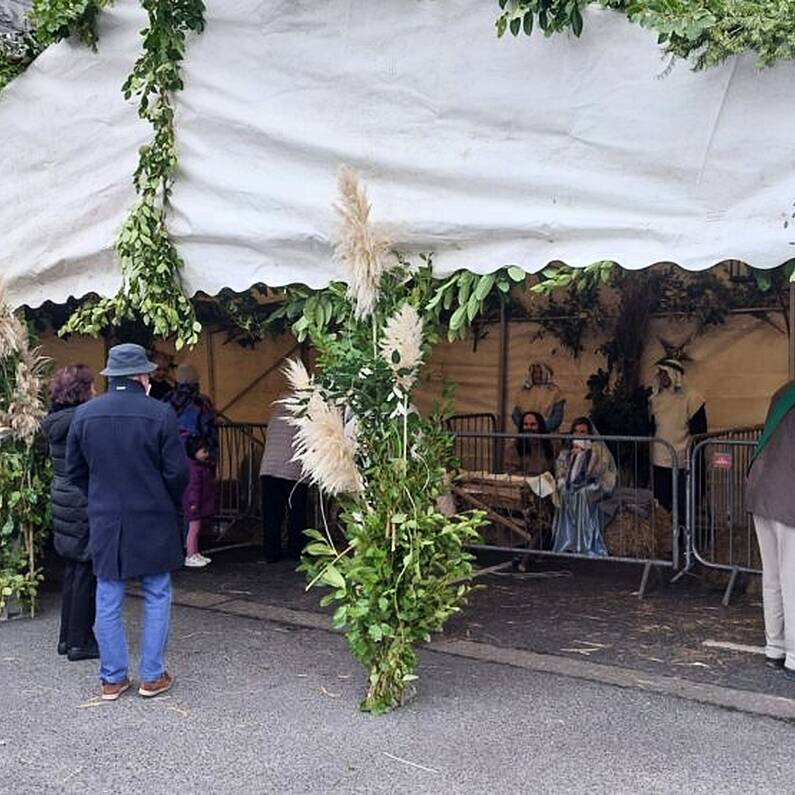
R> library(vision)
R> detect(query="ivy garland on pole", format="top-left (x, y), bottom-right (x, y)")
top-left (0, 0), bottom-right (110, 94)
top-left (61, 0), bottom-right (205, 350)
top-left (496, 0), bottom-right (795, 70)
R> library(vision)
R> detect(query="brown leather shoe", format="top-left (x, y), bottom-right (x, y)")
top-left (101, 678), bottom-right (131, 701)
top-left (138, 671), bottom-right (173, 698)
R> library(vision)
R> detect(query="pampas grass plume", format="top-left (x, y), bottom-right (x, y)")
top-left (7, 351), bottom-right (47, 446)
top-left (0, 283), bottom-right (48, 446)
top-left (380, 304), bottom-right (424, 391)
top-left (334, 166), bottom-right (392, 320)
top-left (282, 357), bottom-right (312, 393)
top-left (0, 282), bottom-right (26, 357)
top-left (290, 391), bottom-right (363, 497)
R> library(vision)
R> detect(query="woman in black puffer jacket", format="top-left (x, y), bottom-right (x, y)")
top-left (41, 364), bottom-right (97, 661)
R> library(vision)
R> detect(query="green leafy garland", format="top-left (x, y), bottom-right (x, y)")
top-left (496, 0), bottom-right (795, 70)
top-left (0, 289), bottom-right (51, 618)
top-left (270, 259), bottom-right (526, 345)
top-left (61, 0), bottom-right (205, 350)
top-left (0, 1), bottom-right (109, 94)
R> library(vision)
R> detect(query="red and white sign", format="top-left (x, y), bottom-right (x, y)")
top-left (711, 452), bottom-right (733, 470)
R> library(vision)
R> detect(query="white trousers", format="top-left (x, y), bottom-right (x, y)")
top-left (753, 515), bottom-right (795, 668)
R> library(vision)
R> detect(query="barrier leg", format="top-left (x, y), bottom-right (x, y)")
top-left (722, 567), bottom-right (739, 607)
top-left (669, 557), bottom-right (698, 584)
top-left (637, 562), bottom-right (653, 600)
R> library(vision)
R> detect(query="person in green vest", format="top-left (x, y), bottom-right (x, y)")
top-left (747, 381), bottom-right (795, 677)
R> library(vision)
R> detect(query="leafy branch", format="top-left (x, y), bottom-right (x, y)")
top-left (266, 260), bottom-right (527, 346)
top-left (0, 0), bottom-right (109, 94)
top-left (496, 0), bottom-right (795, 70)
top-left (61, 0), bottom-right (206, 350)
top-left (531, 260), bottom-right (615, 295)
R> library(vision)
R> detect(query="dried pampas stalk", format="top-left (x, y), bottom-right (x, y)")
top-left (0, 282), bottom-right (27, 357)
top-left (289, 390), bottom-right (363, 497)
top-left (7, 349), bottom-right (47, 446)
top-left (334, 166), bottom-right (392, 320)
top-left (0, 283), bottom-right (48, 447)
top-left (282, 357), bottom-right (312, 394)
top-left (379, 304), bottom-right (424, 391)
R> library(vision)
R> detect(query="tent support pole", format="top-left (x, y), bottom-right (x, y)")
top-left (789, 282), bottom-right (795, 380)
top-left (496, 298), bottom-right (509, 471)
top-left (206, 328), bottom-right (217, 403)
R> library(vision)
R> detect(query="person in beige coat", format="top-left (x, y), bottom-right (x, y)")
top-left (747, 380), bottom-right (795, 676)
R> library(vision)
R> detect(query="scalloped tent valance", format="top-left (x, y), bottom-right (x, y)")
top-left (1, 0), bottom-right (794, 309)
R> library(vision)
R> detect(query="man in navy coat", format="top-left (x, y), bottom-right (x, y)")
top-left (66, 344), bottom-right (189, 701)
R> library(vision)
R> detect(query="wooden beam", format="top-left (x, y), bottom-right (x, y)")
top-left (451, 486), bottom-right (533, 545)
top-left (218, 342), bottom-right (300, 416)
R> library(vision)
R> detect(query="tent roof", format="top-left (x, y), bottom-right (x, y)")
top-left (2, 1), bottom-right (794, 309)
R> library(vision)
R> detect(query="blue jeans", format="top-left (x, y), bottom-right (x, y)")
top-left (95, 573), bottom-right (172, 684)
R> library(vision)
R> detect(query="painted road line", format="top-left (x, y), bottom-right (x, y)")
top-left (703, 640), bottom-right (765, 655)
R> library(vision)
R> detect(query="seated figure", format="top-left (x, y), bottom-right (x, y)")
top-left (504, 410), bottom-right (555, 476)
top-left (552, 417), bottom-right (616, 557)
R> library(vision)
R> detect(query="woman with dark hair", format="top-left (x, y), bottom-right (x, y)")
top-left (551, 416), bottom-right (616, 557)
top-left (41, 364), bottom-right (98, 661)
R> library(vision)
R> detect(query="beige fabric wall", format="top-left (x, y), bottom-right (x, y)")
top-left (415, 313), bottom-right (788, 431)
top-left (40, 330), bottom-right (299, 425)
top-left (648, 315), bottom-right (787, 429)
top-left (40, 311), bottom-right (787, 431)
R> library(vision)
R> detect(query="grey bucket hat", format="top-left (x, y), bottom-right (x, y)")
top-left (100, 344), bottom-right (157, 377)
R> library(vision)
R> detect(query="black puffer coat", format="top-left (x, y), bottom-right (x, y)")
top-left (42, 406), bottom-right (90, 562)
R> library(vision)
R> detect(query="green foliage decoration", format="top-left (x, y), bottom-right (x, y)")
top-left (0, 0), bottom-right (109, 94)
top-left (0, 292), bottom-right (52, 618)
top-left (0, 28), bottom-right (39, 92)
top-left (496, 0), bottom-right (795, 70)
top-left (31, 0), bottom-right (111, 48)
top-left (0, 444), bottom-right (52, 617)
top-left (288, 258), bottom-right (497, 713)
top-left (272, 171), bottom-right (523, 714)
top-left (61, 0), bottom-right (205, 350)
top-left (269, 258), bottom-right (526, 345)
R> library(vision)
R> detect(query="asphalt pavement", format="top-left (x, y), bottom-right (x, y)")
top-left (2, 593), bottom-right (794, 794)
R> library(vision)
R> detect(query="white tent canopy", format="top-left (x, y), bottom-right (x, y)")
top-left (2, 0), bottom-right (794, 309)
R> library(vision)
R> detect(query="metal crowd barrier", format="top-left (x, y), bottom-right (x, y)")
top-left (687, 427), bottom-right (762, 605)
top-left (445, 413), bottom-right (498, 472)
top-left (448, 430), bottom-right (680, 597)
top-left (215, 417), bottom-right (763, 605)
top-left (215, 421), bottom-right (323, 549)
top-left (215, 422), bottom-right (267, 541)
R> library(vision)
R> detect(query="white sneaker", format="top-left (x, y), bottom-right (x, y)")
top-left (184, 554), bottom-right (209, 568)
top-left (196, 553), bottom-right (212, 564)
